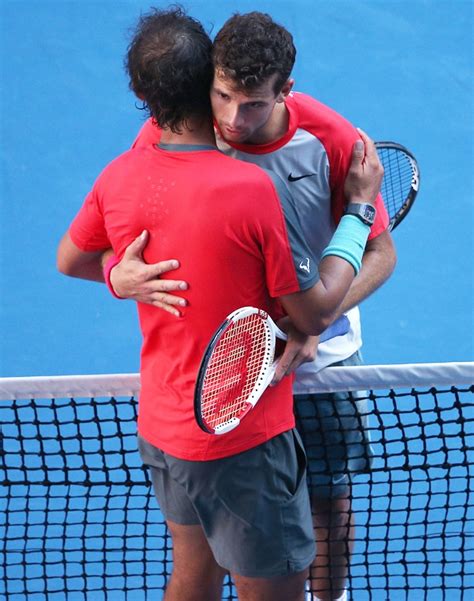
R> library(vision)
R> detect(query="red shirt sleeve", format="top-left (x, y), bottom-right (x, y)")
top-left (295, 93), bottom-right (389, 239)
top-left (326, 134), bottom-right (389, 239)
top-left (69, 182), bottom-right (110, 251)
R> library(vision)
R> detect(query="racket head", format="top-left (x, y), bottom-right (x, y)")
top-left (194, 307), bottom-right (277, 435)
top-left (375, 141), bottom-right (420, 231)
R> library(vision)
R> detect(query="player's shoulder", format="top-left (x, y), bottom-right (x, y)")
top-left (216, 151), bottom-right (277, 184)
top-left (93, 146), bottom-right (154, 187)
top-left (109, 145), bottom-right (150, 169)
top-left (207, 154), bottom-right (283, 208)
top-left (290, 91), bottom-right (358, 141)
top-left (132, 118), bottom-right (161, 148)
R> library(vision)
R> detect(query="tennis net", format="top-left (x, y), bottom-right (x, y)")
top-left (0, 362), bottom-right (473, 600)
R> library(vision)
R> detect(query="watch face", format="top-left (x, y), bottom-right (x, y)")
top-left (346, 203), bottom-right (376, 224)
top-left (364, 206), bottom-right (376, 220)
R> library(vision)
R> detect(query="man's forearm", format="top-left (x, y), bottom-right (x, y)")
top-left (338, 229), bottom-right (396, 314)
top-left (57, 232), bottom-right (113, 282)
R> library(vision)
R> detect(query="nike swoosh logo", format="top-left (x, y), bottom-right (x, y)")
top-left (288, 172), bottom-right (317, 182)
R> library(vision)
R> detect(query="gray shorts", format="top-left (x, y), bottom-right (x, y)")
top-left (294, 352), bottom-right (374, 499)
top-left (138, 429), bottom-right (315, 578)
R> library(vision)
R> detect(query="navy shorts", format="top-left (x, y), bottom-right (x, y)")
top-left (294, 352), bottom-right (374, 499)
top-left (138, 429), bottom-right (315, 578)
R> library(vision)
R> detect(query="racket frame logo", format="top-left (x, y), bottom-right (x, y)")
top-left (194, 307), bottom-right (277, 435)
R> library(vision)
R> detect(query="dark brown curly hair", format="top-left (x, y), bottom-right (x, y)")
top-left (126, 6), bottom-right (213, 132)
top-left (212, 12), bottom-right (296, 94)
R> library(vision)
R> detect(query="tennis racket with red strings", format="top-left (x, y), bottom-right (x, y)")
top-left (194, 307), bottom-right (349, 435)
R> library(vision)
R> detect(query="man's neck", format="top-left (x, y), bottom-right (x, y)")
top-left (247, 101), bottom-right (289, 145)
top-left (160, 118), bottom-right (216, 147)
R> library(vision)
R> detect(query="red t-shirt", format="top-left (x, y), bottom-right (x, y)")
top-left (69, 143), bottom-right (317, 460)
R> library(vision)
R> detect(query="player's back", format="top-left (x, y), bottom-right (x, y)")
top-left (77, 142), bottom-right (311, 460)
top-left (97, 143), bottom-right (304, 319)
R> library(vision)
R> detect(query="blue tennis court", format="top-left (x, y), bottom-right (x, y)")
top-left (1, 0), bottom-right (472, 376)
top-left (1, 1), bottom-right (473, 599)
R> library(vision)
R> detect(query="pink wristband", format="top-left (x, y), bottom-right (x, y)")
top-left (103, 255), bottom-right (123, 299)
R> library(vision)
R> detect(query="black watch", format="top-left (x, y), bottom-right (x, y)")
top-left (345, 203), bottom-right (376, 226)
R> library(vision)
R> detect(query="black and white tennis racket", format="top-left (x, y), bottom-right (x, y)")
top-left (194, 307), bottom-right (349, 435)
top-left (375, 141), bottom-right (420, 231)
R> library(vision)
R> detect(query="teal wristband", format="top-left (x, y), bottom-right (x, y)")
top-left (321, 214), bottom-right (370, 274)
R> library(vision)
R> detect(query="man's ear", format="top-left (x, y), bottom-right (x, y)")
top-left (276, 78), bottom-right (295, 103)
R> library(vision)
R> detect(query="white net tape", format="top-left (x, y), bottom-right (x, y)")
top-left (1, 362), bottom-right (472, 399)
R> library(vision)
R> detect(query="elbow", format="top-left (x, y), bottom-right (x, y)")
top-left (379, 230), bottom-right (398, 279)
top-left (389, 246), bottom-right (397, 276)
top-left (383, 234), bottom-right (397, 278)
top-left (309, 313), bottom-right (337, 337)
top-left (293, 312), bottom-right (336, 337)
top-left (281, 289), bottom-right (343, 336)
top-left (56, 232), bottom-right (84, 277)
top-left (56, 250), bottom-right (83, 278)
top-left (56, 253), bottom-right (72, 276)
top-left (56, 255), bottom-right (68, 275)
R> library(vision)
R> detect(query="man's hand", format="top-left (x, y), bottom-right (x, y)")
top-left (344, 128), bottom-right (384, 205)
top-left (337, 128), bottom-right (396, 313)
top-left (110, 230), bottom-right (188, 317)
top-left (271, 319), bottom-right (319, 385)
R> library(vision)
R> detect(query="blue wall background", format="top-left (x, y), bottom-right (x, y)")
top-left (1, 0), bottom-right (473, 377)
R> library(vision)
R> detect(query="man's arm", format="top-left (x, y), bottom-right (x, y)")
top-left (57, 232), bottom-right (109, 280)
top-left (335, 128), bottom-right (397, 313)
top-left (337, 229), bottom-right (396, 314)
top-left (271, 234), bottom-right (397, 381)
top-left (57, 230), bottom-right (188, 317)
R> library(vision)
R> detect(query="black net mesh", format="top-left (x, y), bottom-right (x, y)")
top-left (0, 376), bottom-right (473, 600)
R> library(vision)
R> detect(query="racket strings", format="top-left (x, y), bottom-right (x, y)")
top-left (378, 147), bottom-right (417, 220)
top-left (200, 315), bottom-right (270, 429)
